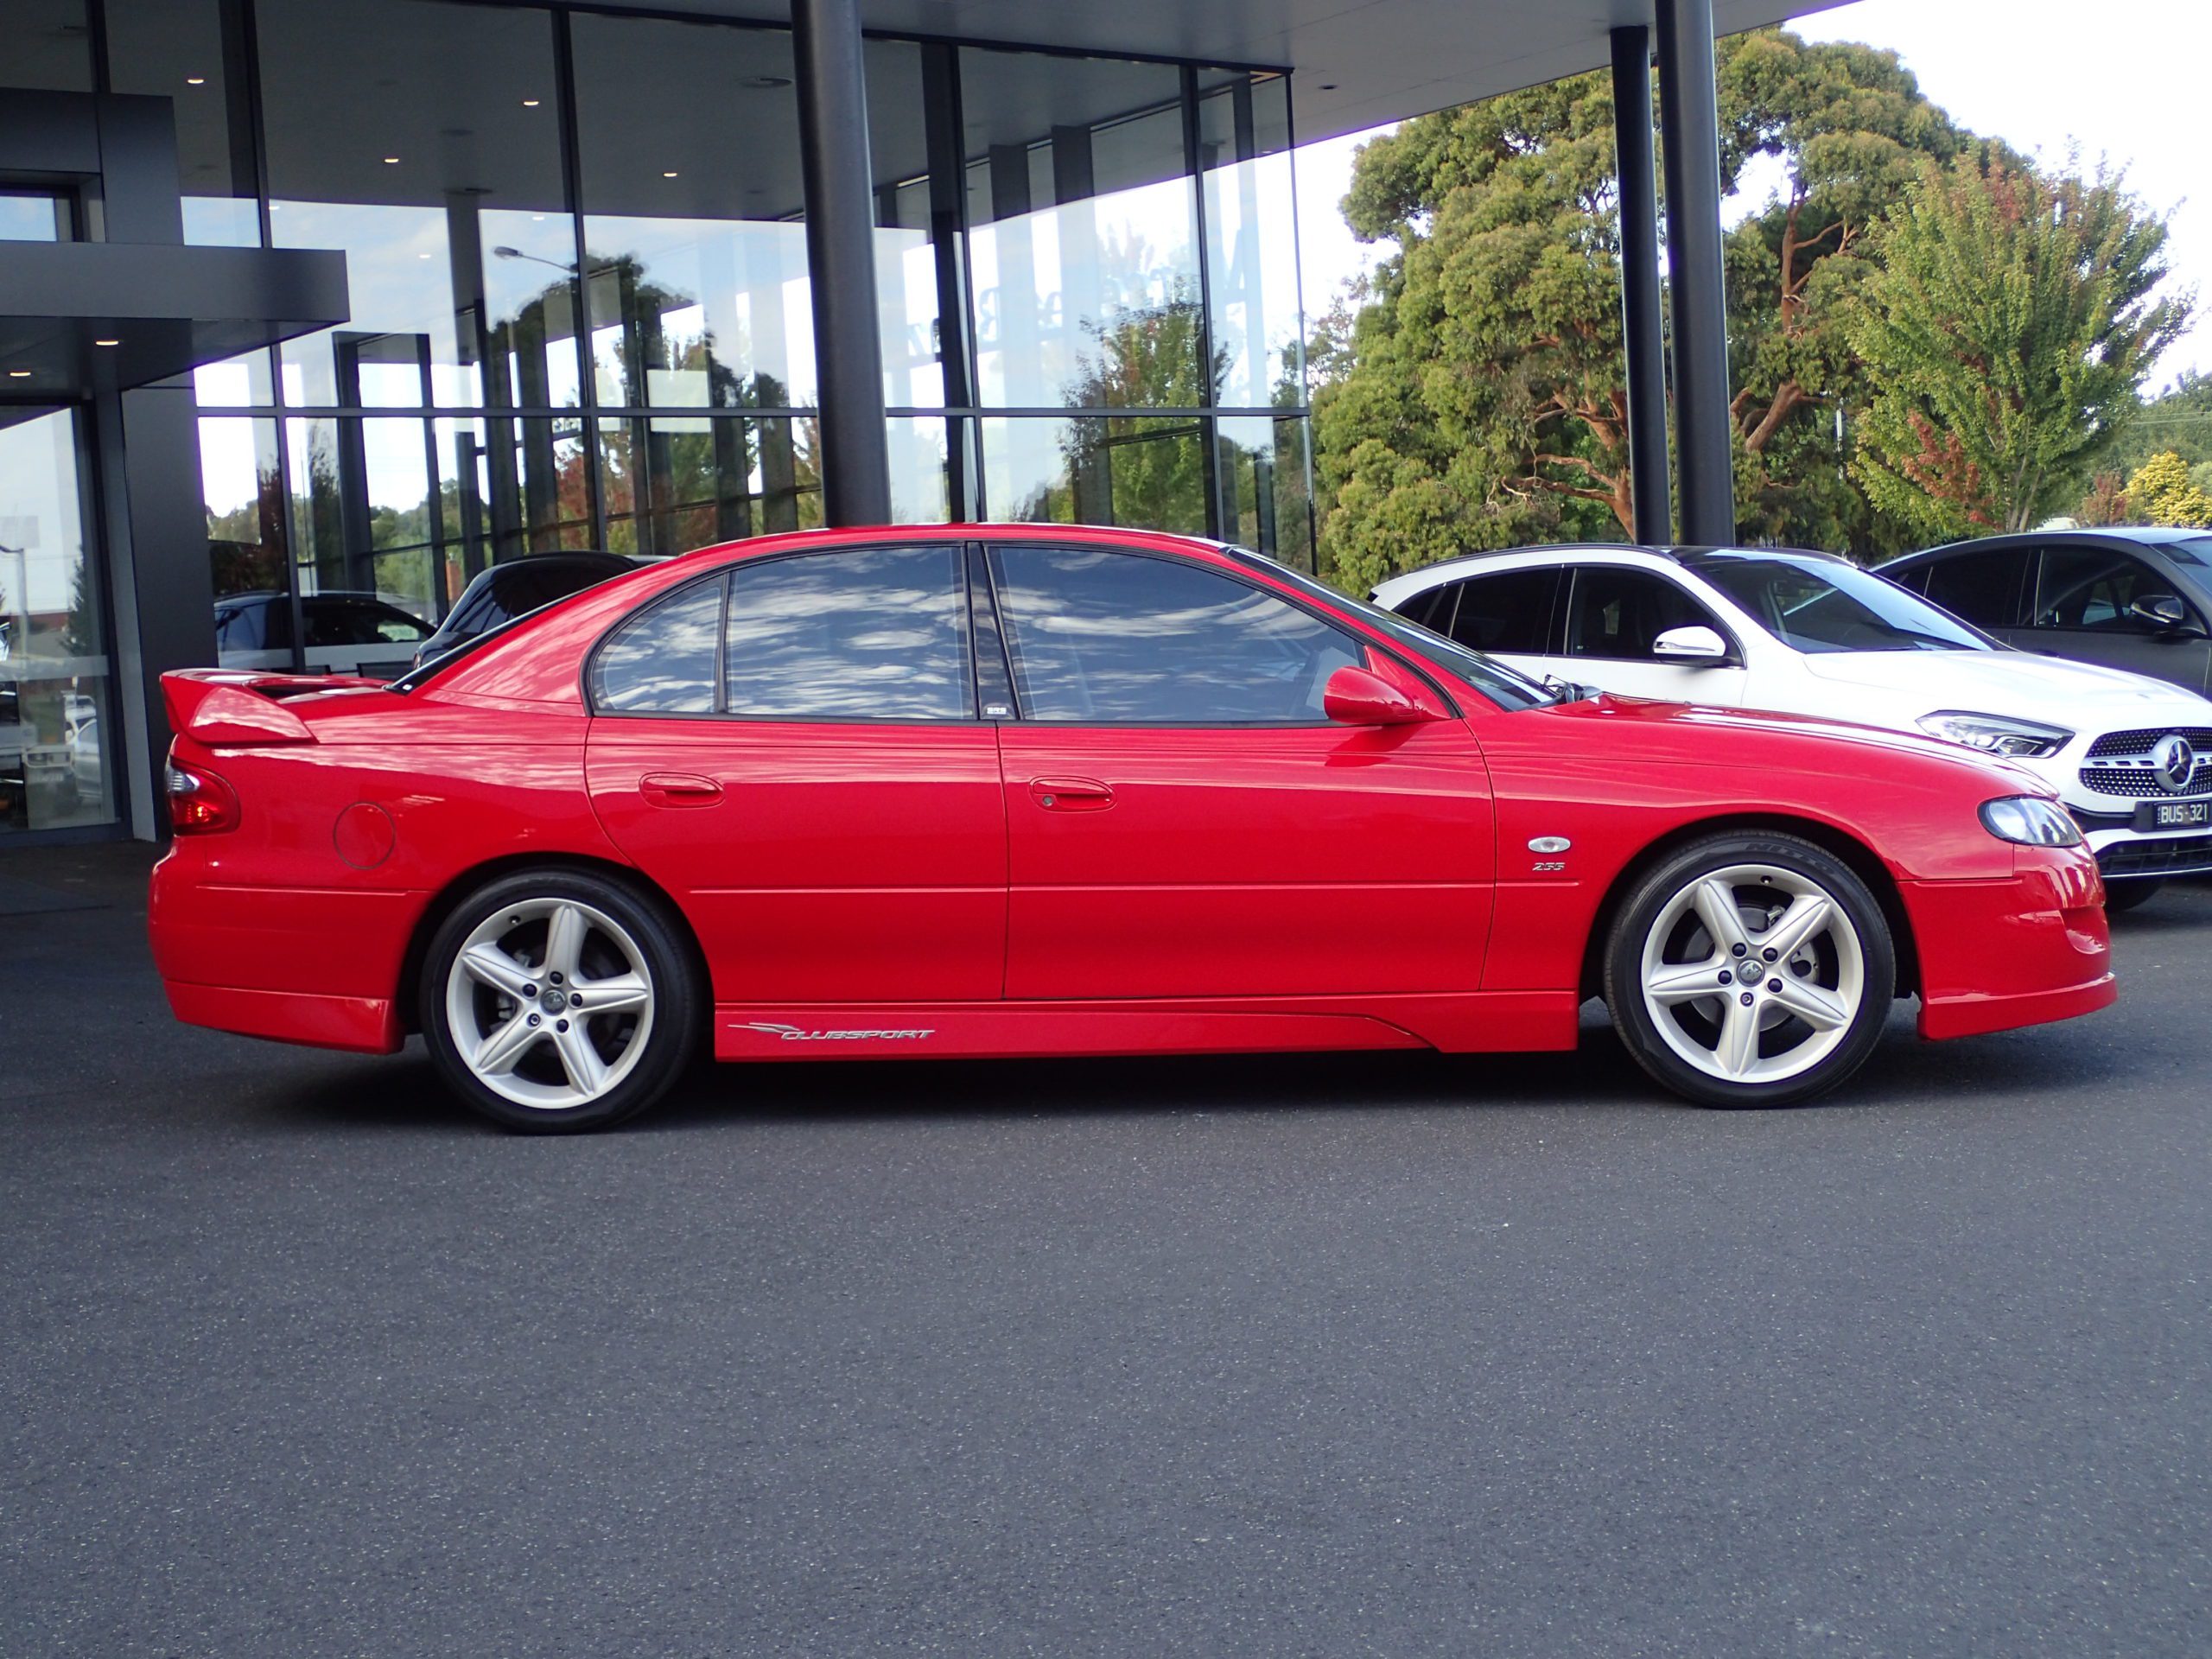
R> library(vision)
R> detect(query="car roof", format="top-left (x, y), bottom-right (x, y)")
top-left (1376, 542), bottom-right (1847, 588)
top-left (1904, 526), bottom-right (2205, 556)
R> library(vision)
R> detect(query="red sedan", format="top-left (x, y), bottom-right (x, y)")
top-left (149, 526), bottom-right (2114, 1131)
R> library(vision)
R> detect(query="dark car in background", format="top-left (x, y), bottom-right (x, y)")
top-left (214, 591), bottom-right (434, 680)
top-left (410, 551), bottom-right (636, 670)
top-left (1882, 527), bottom-right (2212, 696)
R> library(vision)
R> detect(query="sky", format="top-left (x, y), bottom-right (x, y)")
top-left (1293, 0), bottom-right (2211, 389)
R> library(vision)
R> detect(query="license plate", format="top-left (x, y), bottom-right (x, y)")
top-left (2134, 799), bottom-right (2212, 830)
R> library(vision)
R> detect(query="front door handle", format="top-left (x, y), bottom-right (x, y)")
top-left (639, 772), bottom-right (722, 808)
top-left (1029, 776), bottom-right (1114, 812)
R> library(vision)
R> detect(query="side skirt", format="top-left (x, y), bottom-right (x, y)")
top-left (713, 992), bottom-right (1581, 1062)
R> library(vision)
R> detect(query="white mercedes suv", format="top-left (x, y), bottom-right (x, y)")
top-left (1373, 545), bottom-right (2212, 908)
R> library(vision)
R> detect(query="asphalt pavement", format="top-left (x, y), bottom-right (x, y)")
top-left (3, 842), bottom-right (2208, 1657)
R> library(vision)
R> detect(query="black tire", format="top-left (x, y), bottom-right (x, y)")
top-left (1603, 830), bottom-right (1896, 1109)
top-left (420, 867), bottom-right (701, 1132)
top-left (2101, 877), bottom-right (2163, 913)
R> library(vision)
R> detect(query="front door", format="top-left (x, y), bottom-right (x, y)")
top-left (2027, 542), bottom-right (2212, 694)
top-left (987, 542), bottom-right (1496, 1001)
top-left (585, 544), bottom-right (1006, 1004)
top-left (1538, 563), bottom-right (1750, 705)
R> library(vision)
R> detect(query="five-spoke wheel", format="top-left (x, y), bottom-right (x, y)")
top-left (422, 869), bottom-right (698, 1131)
top-left (1605, 833), bottom-right (1894, 1107)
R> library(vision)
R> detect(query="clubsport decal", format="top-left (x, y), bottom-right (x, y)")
top-left (734, 1021), bottom-right (935, 1043)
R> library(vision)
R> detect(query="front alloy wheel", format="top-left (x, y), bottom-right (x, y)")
top-left (422, 869), bottom-right (698, 1131)
top-left (1605, 833), bottom-right (1895, 1107)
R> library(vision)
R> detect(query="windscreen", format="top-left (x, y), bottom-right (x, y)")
top-left (1685, 553), bottom-right (1993, 653)
top-left (1219, 547), bottom-right (1556, 710)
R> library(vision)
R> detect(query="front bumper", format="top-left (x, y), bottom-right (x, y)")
top-left (2071, 813), bottom-right (2212, 880)
top-left (1905, 846), bottom-right (2115, 1041)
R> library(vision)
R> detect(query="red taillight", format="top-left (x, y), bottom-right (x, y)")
top-left (167, 762), bottom-right (240, 835)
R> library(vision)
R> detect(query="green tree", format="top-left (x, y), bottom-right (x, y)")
top-left (2101, 371), bottom-right (2212, 480)
top-left (1311, 29), bottom-right (1965, 592)
top-left (2127, 449), bottom-right (2212, 528)
top-left (1847, 149), bottom-right (2190, 537)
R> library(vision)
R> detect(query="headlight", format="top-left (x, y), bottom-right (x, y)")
top-left (1980, 796), bottom-right (2084, 847)
top-left (1917, 710), bottom-right (2073, 759)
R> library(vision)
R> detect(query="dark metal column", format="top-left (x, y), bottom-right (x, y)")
top-left (1610, 24), bottom-right (1671, 545)
top-left (792, 0), bottom-right (892, 526)
top-left (1656, 0), bottom-right (1736, 545)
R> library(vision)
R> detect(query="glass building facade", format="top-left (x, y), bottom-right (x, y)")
top-left (0, 0), bottom-right (1309, 837)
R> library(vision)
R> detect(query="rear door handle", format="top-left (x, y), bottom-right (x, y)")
top-left (639, 772), bottom-right (722, 808)
top-left (1029, 776), bottom-right (1114, 812)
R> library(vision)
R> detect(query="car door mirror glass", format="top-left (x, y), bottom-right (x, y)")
top-left (2127, 593), bottom-right (2202, 636)
top-left (1651, 625), bottom-right (1729, 662)
top-left (1322, 664), bottom-right (1431, 725)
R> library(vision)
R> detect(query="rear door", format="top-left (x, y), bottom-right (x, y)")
top-left (1898, 543), bottom-right (2035, 648)
top-left (988, 541), bottom-right (1496, 1001)
top-left (585, 543), bottom-right (1007, 1004)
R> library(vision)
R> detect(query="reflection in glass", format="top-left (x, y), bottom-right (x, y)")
top-left (887, 418), bottom-right (950, 524)
top-left (1198, 73), bottom-right (1304, 408)
top-left (280, 416), bottom-right (588, 637)
top-left (723, 545), bottom-right (969, 720)
top-left (201, 416), bottom-right (287, 599)
top-left (0, 408), bottom-right (111, 831)
top-left (600, 416), bottom-right (821, 556)
top-left (990, 543), bottom-right (1357, 723)
top-left (258, 0), bottom-right (574, 407)
top-left (574, 16), bottom-right (815, 411)
top-left (962, 49), bottom-right (1201, 411)
top-left (1217, 416), bottom-right (1314, 572)
top-left (594, 579), bottom-right (723, 714)
top-left (982, 415), bottom-right (1208, 535)
top-left (866, 40), bottom-right (944, 410)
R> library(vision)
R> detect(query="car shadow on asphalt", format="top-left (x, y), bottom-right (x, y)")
top-left (243, 998), bottom-right (2112, 1137)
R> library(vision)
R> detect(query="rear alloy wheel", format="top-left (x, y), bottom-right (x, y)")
top-left (1605, 833), bottom-right (1895, 1108)
top-left (422, 869), bottom-right (698, 1131)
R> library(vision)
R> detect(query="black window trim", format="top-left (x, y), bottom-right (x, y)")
top-left (583, 542), bottom-right (983, 726)
top-left (982, 538), bottom-right (1409, 730)
top-left (1565, 561), bottom-right (1744, 665)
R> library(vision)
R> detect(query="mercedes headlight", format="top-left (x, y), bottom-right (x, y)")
top-left (1979, 796), bottom-right (2084, 847)
top-left (1917, 710), bottom-right (2073, 759)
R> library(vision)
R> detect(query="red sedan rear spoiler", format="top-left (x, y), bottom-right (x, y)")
top-left (160, 668), bottom-right (385, 747)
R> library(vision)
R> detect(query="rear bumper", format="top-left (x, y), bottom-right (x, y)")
top-left (149, 852), bottom-right (420, 1054)
top-left (162, 980), bottom-right (404, 1054)
top-left (1904, 848), bottom-right (2116, 1041)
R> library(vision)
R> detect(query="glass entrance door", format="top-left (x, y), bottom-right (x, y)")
top-left (0, 406), bottom-right (113, 835)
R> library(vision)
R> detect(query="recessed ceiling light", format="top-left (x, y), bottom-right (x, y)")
top-left (95, 338), bottom-right (120, 346)
top-left (186, 76), bottom-right (206, 86)
top-left (418, 252), bottom-right (432, 259)
top-left (663, 170), bottom-right (679, 178)
top-left (384, 156), bottom-right (400, 165)
top-left (522, 99), bottom-right (540, 108)
top-left (7, 370), bottom-right (29, 378)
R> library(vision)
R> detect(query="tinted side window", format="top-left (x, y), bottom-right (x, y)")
top-left (1915, 547), bottom-right (2030, 627)
top-left (722, 544), bottom-right (970, 720)
top-left (1564, 567), bottom-right (1719, 660)
top-left (1393, 583), bottom-right (1452, 632)
top-left (990, 545), bottom-right (1362, 724)
top-left (1442, 569), bottom-right (1558, 654)
top-left (2035, 546), bottom-right (2192, 631)
top-left (593, 578), bottom-right (723, 714)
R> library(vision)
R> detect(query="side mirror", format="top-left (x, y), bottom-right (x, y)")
top-left (2128, 594), bottom-right (2206, 637)
top-left (1324, 664), bottom-right (1433, 726)
top-left (1652, 624), bottom-right (1731, 663)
